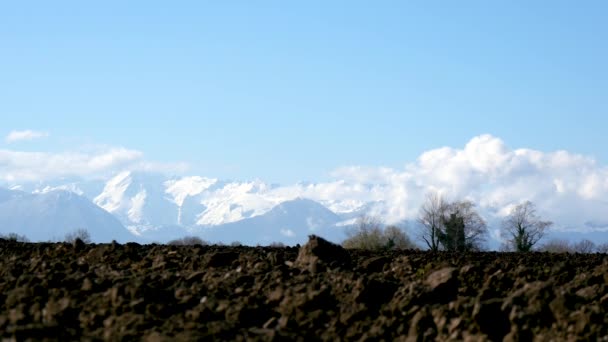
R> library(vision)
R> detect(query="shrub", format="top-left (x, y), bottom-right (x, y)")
top-left (572, 239), bottom-right (595, 254)
top-left (1, 233), bottom-right (30, 242)
top-left (383, 225), bottom-right (416, 250)
top-left (65, 228), bottom-right (91, 244)
top-left (230, 241), bottom-right (243, 247)
top-left (540, 238), bottom-right (603, 253)
top-left (539, 239), bottom-right (571, 253)
top-left (167, 236), bottom-right (208, 246)
top-left (596, 243), bottom-right (608, 253)
top-left (343, 216), bottom-right (416, 250)
top-left (268, 242), bottom-right (286, 248)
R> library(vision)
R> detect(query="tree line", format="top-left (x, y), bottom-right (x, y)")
top-left (343, 192), bottom-right (608, 253)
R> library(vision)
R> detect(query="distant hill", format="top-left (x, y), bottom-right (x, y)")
top-left (197, 198), bottom-right (346, 245)
top-left (0, 188), bottom-right (134, 242)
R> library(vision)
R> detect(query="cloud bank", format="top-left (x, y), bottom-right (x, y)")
top-left (5, 130), bottom-right (49, 143)
top-left (3, 134), bottom-right (608, 234)
top-left (0, 147), bottom-right (188, 182)
top-left (225, 134), bottom-right (608, 232)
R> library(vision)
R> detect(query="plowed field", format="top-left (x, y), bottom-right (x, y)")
top-left (1, 236), bottom-right (607, 341)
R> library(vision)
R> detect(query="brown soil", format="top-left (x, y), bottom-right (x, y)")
top-left (1, 236), bottom-right (607, 341)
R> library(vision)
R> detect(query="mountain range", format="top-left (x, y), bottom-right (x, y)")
top-left (0, 171), bottom-right (361, 244)
top-left (2, 170), bottom-right (607, 248)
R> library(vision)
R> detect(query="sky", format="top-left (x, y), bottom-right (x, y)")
top-left (1, 1), bottom-right (608, 184)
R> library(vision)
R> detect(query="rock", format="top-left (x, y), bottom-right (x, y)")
top-left (294, 235), bottom-right (351, 273)
top-left (502, 281), bottom-right (556, 329)
top-left (407, 308), bottom-right (437, 341)
top-left (576, 285), bottom-right (600, 301)
top-left (206, 251), bottom-right (239, 268)
top-left (425, 267), bottom-right (458, 303)
top-left (354, 278), bottom-right (398, 311)
top-left (361, 256), bottom-right (390, 273)
top-left (473, 298), bottom-right (510, 340)
top-left (72, 238), bottom-right (85, 251)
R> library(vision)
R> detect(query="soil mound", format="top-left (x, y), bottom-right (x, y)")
top-left (294, 235), bottom-right (351, 273)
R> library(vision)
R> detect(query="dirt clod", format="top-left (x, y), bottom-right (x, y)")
top-left (294, 235), bottom-right (351, 273)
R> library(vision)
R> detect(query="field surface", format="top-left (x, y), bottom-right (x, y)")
top-left (1, 236), bottom-right (607, 341)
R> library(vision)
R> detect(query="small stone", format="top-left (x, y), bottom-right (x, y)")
top-left (263, 317), bottom-right (277, 329)
top-left (576, 285), bottom-right (599, 300)
top-left (82, 278), bottom-right (93, 291)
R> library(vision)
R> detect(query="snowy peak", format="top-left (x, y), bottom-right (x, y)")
top-left (6, 172), bottom-right (365, 244)
top-left (94, 171), bottom-right (133, 213)
top-left (93, 171), bottom-right (178, 228)
top-left (268, 198), bottom-right (339, 218)
top-left (199, 197), bottom-right (345, 245)
top-left (196, 180), bottom-right (279, 226)
top-left (164, 176), bottom-right (217, 206)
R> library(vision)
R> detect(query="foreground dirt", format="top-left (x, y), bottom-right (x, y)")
top-left (1, 236), bottom-right (607, 341)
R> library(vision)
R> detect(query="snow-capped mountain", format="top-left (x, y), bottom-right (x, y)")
top-left (94, 171), bottom-right (180, 228)
top-left (87, 171), bottom-right (365, 236)
top-left (0, 187), bottom-right (133, 242)
top-left (198, 198), bottom-right (345, 245)
top-left (5, 169), bottom-right (608, 248)
top-left (91, 172), bottom-right (273, 231)
top-left (3, 171), bottom-right (363, 243)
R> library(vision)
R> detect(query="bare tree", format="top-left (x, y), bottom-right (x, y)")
top-left (501, 201), bottom-right (551, 252)
top-left (418, 193), bottom-right (487, 252)
top-left (342, 216), bottom-right (416, 250)
top-left (167, 236), bottom-right (208, 246)
top-left (383, 225), bottom-right (416, 250)
top-left (343, 215), bottom-right (384, 250)
top-left (418, 193), bottom-right (448, 251)
top-left (572, 239), bottom-right (595, 254)
top-left (540, 239), bottom-right (572, 253)
top-left (596, 243), bottom-right (608, 253)
top-left (1, 233), bottom-right (30, 242)
top-left (440, 200), bottom-right (487, 252)
top-left (65, 228), bottom-right (91, 244)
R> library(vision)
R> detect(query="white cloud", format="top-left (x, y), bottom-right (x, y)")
top-left (306, 134), bottom-right (608, 232)
top-left (203, 134), bottom-right (608, 235)
top-left (5, 133), bottom-right (608, 238)
top-left (280, 228), bottom-right (295, 237)
top-left (5, 130), bottom-right (49, 143)
top-left (0, 147), bottom-right (188, 183)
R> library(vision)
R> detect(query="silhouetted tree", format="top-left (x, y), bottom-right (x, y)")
top-left (502, 201), bottom-right (551, 252)
top-left (65, 228), bottom-right (91, 244)
top-left (596, 243), bottom-right (608, 253)
top-left (383, 225), bottom-right (416, 250)
top-left (572, 239), bottom-right (595, 254)
top-left (539, 239), bottom-right (572, 253)
top-left (1, 233), bottom-right (29, 242)
top-left (343, 215), bottom-right (416, 250)
top-left (439, 213), bottom-right (466, 252)
top-left (167, 236), bottom-right (208, 246)
top-left (418, 193), bottom-right (448, 251)
top-left (418, 194), bottom-right (486, 251)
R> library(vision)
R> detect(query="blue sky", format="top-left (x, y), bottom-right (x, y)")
top-left (1, 1), bottom-right (607, 183)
